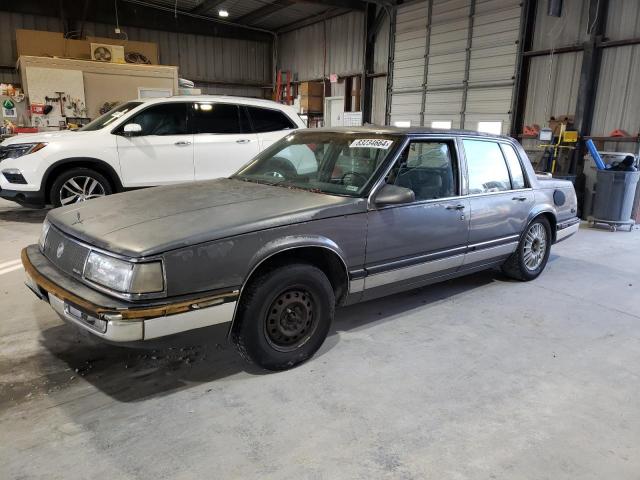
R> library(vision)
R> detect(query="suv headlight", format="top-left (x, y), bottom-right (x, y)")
top-left (39, 219), bottom-right (51, 250)
top-left (0, 143), bottom-right (47, 161)
top-left (84, 251), bottom-right (164, 294)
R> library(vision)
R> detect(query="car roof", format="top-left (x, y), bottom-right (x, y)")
top-left (138, 95), bottom-right (290, 109)
top-left (293, 125), bottom-right (512, 140)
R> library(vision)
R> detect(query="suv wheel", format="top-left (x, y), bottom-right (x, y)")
top-left (232, 263), bottom-right (335, 371)
top-left (50, 168), bottom-right (112, 207)
top-left (502, 216), bottom-right (552, 281)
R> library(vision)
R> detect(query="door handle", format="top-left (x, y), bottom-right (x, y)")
top-left (236, 139), bottom-right (251, 144)
top-left (174, 141), bottom-right (192, 146)
top-left (512, 196), bottom-right (527, 201)
top-left (446, 204), bottom-right (466, 210)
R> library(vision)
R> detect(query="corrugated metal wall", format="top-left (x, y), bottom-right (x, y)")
top-left (523, 51), bottom-right (583, 127)
top-left (388, 0), bottom-right (522, 133)
top-left (523, 0), bottom-right (640, 153)
top-left (0, 10), bottom-right (272, 97)
top-left (277, 11), bottom-right (366, 81)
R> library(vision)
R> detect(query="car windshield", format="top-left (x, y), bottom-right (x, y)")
top-left (233, 132), bottom-right (398, 197)
top-left (80, 101), bottom-right (143, 131)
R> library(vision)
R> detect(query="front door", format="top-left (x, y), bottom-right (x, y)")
top-left (460, 138), bottom-right (534, 267)
top-left (116, 102), bottom-right (194, 187)
top-left (191, 102), bottom-right (260, 180)
top-left (363, 139), bottom-right (470, 298)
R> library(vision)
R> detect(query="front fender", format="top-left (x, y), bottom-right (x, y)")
top-left (247, 235), bottom-right (349, 282)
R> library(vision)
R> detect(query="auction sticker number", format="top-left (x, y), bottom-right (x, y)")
top-left (350, 139), bottom-right (393, 149)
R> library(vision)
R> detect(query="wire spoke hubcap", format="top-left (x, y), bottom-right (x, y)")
top-left (265, 289), bottom-right (317, 352)
top-left (60, 176), bottom-right (106, 205)
top-left (523, 223), bottom-right (547, 271)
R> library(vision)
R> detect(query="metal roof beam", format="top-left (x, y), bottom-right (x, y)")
top-left (191, 0), bottom-right (226, 15)
top-left (289, 0), bottom-right (367, 11)
top-left (236, 0), bottom-right (295, 26)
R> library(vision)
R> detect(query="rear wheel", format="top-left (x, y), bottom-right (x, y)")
top-left (502, 216), bottom-right (552, 281)
top-left (231, 263), bottom-right (335, 371)
top-left (50, 168), bottom-right (112, 207)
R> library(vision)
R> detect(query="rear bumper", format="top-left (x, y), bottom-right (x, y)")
top-left (0, 187), bottom-right (46, 207)
top-left (22, 246), bottom-right (238, 342)
top-left (556, 217), bottom-right (580, 243)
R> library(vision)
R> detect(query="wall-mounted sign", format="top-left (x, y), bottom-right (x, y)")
top-left (329, 73), bottom-right (338, 83)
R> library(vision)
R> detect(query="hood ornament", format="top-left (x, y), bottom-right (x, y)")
top-left (71, 212), bottom-right (83, 225)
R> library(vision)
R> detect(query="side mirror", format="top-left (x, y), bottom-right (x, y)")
top-left (123, 123), bottom-right (142, 136)
top-left (374, 184), bottom-right (415, 206)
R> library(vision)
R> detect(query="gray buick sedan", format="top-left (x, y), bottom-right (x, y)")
top-left (23, 127), bottom-right (579, 370)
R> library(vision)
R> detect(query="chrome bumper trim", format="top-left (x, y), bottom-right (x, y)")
top-left (556, 221), bottom-right (580, 242)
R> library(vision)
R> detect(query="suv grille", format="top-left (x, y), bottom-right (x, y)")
top-left (43, 228), bottom-right (90, 278)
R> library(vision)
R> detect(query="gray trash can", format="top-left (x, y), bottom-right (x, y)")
top-left (593, 170), bottom-right (640, 222)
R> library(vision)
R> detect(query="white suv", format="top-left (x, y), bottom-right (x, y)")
top-left (0, 96), bottom-right (305, 207)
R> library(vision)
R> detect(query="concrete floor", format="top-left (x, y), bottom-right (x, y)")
top-left (0, 197), bottom-right (639, 479)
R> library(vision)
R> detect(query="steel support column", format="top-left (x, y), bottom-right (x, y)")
top-left (510, 0), bottom-right (537, 137)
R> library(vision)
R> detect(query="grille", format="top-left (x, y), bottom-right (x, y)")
top-left (43, 228), bottom-right (90, 278)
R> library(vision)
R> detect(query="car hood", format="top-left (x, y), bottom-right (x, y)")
top-left (1, 130), bottom-right (98, 146)
top-left (47, 178), bottom-right (366, 257)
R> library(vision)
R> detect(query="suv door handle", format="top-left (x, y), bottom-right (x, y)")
top-left (512, 196), bottom-right (527, 201)
top-left (174, 141), bottom-right (192, 146)
top-left (236, 139), bottom-right (251, 144)
top-left (446, 204), bottom-right (466, 210)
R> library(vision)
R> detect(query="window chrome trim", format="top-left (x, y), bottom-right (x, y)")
top-left (43, 224), bottom-right (167, 301)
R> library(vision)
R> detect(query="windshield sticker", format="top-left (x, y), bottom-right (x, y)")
top-left (346, 185), bottom-right (359, 191)
top-left (350, 139), bottom-right (393, 149)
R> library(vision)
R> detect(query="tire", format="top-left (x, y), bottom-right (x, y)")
top-left (231, 263), bottom-right (335, 371)
top-left (50, 167), bottom-right (112, 208)
top-left (502, 216), bottom-right (552, 281)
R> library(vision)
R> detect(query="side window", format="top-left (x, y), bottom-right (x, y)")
top-left (501, 143), bottom-right (527, 189)
top-left (386, 141), bottom-right (458, 201)
top-left (246, 106), bottom-right (296, 133)
top-left (191, 103), bottom-right (242, 134)
top-left (126, 103), bottom-right (188, 136)
top-left (463, 139), bottom-right (511, 194)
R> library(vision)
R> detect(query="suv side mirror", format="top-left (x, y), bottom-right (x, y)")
top-left (374, 184), bottom-right (415, 206)
top-left (123, 123), bottom-right (142, 136)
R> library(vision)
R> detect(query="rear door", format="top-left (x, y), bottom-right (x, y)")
top-left (191, 102), bottom-right (260, 180)
top-left (460, 138), bottom-right (534, 267)
top-left (244, 105), bottom-right (298, 151)
top-left (116, 102), bottom-right (194, 187)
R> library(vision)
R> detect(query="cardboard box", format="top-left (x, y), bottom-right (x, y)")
top-left (299, 82), bottom-right (324, 97)
top-left (300, 95), bottom-right (323, 113)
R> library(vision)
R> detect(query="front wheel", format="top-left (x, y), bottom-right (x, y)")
top-left (231, 263), bottom-right (335, 371)
top-left (50, 168), bottom-right (112, 207)
top-left (502, 216), bottom-right (552, 281)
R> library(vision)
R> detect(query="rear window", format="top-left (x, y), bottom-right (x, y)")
top-left (245, 106), bottom-right (296, 133)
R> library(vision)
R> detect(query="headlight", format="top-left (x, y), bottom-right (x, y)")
top-left (84, 251), bottom-right (164, 294)
top-left (0, 142), bottom-right (47, 161)
top-left (39, 219), bottom-right (51, 250)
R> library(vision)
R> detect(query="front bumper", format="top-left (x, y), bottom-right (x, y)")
top-left (22, 246), bottom-right (238, 342)
top-left (0, 187), bottom-right (46, 207)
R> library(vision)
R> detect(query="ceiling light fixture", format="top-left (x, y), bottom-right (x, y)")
top-left (218, 9), bottom-right (229, 17)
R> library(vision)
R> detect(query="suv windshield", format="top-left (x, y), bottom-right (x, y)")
top-left (80, 101), bottom-right (143, 131)
top-left (233, 132), bottom-right (397, 197)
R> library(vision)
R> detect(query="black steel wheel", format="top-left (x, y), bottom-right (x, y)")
top-left (264, 289), bottom-right (318, 352)
top-left (232, 263), bottom-right (335, 371)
